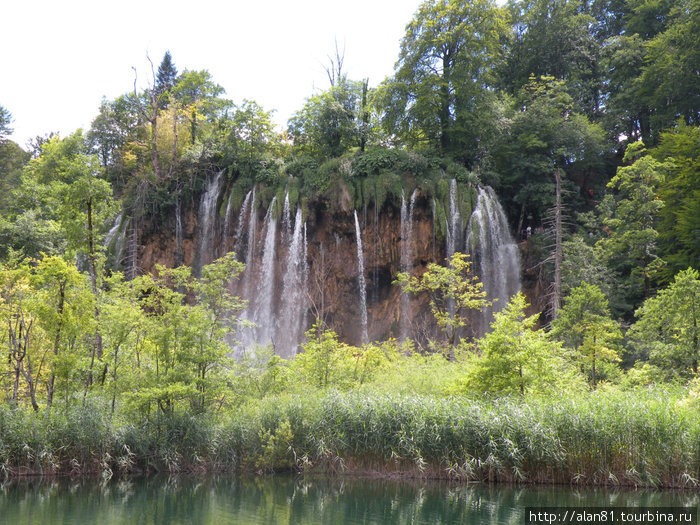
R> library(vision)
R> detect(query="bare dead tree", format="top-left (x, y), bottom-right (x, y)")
top-left (323, 38), bottom-right (346, 87)
top-left (541, 169), bottom-right (571, 322)
top-left (306, 242), bottom-right (338, 331)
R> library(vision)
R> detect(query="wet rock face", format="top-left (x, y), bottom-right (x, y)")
top-left (135, 190), bottom-right (442, 348)
top-left (134, 183), bottom-right (528, 350)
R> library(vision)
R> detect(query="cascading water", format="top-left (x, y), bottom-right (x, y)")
top-left (195, 170), bottom-right (223, 275)
top-left (223, 190), bottom-right (234, 252)
top-left (105, 212), bottom-right (126, 269)
top-left (466, 186), bottom-right (521, 333)
top-left (175, 198), bottom-right (183, 266)
top-left (301, 223), bottom-right (309, 341)
top-left (282, 192), bottom-right (291, 244)
top-left (399, 189), bottom-right (418, 341)
top-left (233, 189), bottom-right (253, 259)
top-left (446, 178), bottom-right (461, 259)
top-left (354, 210), bottom-right (369, 344)
top-left (278, 207), bottom-right (306, 358)
top-left (241, 187), bottom-right (257, 300)
top-left (252, 197), bottom-right (278, 347)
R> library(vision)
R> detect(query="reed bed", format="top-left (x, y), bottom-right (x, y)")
top-left (1, 388), bottom-right (698, 487)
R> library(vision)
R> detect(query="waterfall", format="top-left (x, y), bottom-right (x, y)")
top-left (105, 212), bottom-right (122, 248)
top-left (466, 186), bottom-right (521, 333)
top-left (195, 171), bottom-right (223, 275)
top-left (301, 223), bottom-right (309, 341)
top-left (175, 198), bottom-right (183, 266)
top-left (105, 212), bottom-right (126, 269)
top-left (252, 197), bottom-right (278, 347)
top-left (233, 189), bottom-right (253, 259)
top-left (446, 178), bottom-right (461, 259)
top-left (241, 187), bottom-right (257, 299)
top-left (282, 191), bottom-right (291, 244)
top-left (399, 189), bottom-right (418, 341)
top-left (278, 207), bottom-right (306, 357)
top-left (354, 210), bottom-right (369, 344)
top-left (223, 190), bottom-right (234, 253)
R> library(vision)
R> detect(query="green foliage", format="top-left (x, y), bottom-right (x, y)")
top-left (395, 252), bottom-right (489, 348)
top-left (651, 123), bottom-right (700, 278)
top-left (628, 268), bottom-right (700, 380)
top-left (501, 0), bottom-right (600, 117)
top-left (551, 284), bottom-right (622, 388)
top-left (597, 142), bottom-right (671, 305)
top-left (465, 293), bottom-right (578, 395)
top-left (288, 78), bottom-right (375, 159)
top-left (379, 0), bottom-right (508, 165)
top-left (290, 322), bottom-right (396, 390)
top-left (493, 75), bottom-right (605, 223)
top-left (0, 105), bottom-right (13, 140)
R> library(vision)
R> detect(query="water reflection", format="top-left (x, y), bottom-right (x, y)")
top-left (0, 475), bottom-right (697, 524)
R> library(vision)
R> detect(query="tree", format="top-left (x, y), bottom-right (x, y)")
top-left (288, 78), bottom-right (368, 159)
top-left (156, 51), bottom-right (178, 101)
top-left (24, 132), bottom-right (116, 390)
top-left (0, 105), bottom-right (13, 141)
top-left (0, 257), bottom-right (40, 409)
top-left (378, 0), bottom-right (508, 165)
top-left (550, 283), bottom-right (621, 388)
top-left (127, 253), bottom-right (246, 415)
top-left (493, 75), bottom-right (604, 226)
top-left (501, 0), bottom-right (600, 117)
top-left (465, 293), bottom-right (574, 395)
top-left (651, 123), bottom-right (700, 278)
top-left (640, 0), bottom-right (700, 135)
top-left (395, 252), bottom-right (489, 349)
top-left (171, 69), bottom-right (229, 144)
top-left (597, 141), bottom-right (670, 304)
top-left (628, 268), bottom-right (700, 380)
top-left (223, 100), bottom-right (285, 167)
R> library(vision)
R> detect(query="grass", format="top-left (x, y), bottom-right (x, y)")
top-left (3, 387), bottom-right (697, 488)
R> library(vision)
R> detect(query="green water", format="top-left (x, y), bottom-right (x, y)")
top-left (0, 475), bottom-right (697, 524)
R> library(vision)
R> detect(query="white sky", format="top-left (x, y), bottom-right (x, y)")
top-left (2, 0), bottom-right (423, 148)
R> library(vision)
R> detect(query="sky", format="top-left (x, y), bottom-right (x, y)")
top-left (2, 0), bottom-right (424, 148)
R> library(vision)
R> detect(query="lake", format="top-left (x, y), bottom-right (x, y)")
top-left (0, 474), bottom-right (697, 524)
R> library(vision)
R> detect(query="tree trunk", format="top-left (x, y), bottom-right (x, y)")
top-left (550, 169), bottom-right (563, 319)
top-left (46, 282), bottom-right (66, 410)
top-left (439, 53), bottom-right (452, 153)
top-left (86, 198), bottom-right (103, 360)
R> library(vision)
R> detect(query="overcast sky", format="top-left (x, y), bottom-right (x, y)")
top-left (2, 0), bottom-right (423, 148)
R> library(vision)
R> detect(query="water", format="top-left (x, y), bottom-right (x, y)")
top-left (354, 210), bottom-right (369, 344)
top-left (104, 212), bottom-right (126, 269)
top-left (233, 189), bottom-right (253, 260)
top-left (278, 207), bottom-right (306, 358)
top-left (175, 198), bottom-right (183, 266)
top-left (466, 186), bottom-right (522, 333)
top-left (195, 170), bottom-right (224, 275)
top-left (0, 475), bottom-right (695, 524)
top-left (447, 178), bottom-right (461, 259)
top-left (399, 189), bottom-right (418, 341)
top-left (252, 196), bottom-right (278, 347)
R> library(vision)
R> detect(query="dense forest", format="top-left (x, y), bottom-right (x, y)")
top-left (0, 0), bottom-right (699, 484)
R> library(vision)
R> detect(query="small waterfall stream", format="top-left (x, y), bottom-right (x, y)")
top-left (195, 170), bottom-right (223, 275)
top-left (253, 197), bottom-right (278, 347)
top-left (278, 207), bottom-right (306, 357)
top-left (399, 189), bottom-right (418, 341)
top-left (354, 210), bottom-right (369, 344)
top-left (175, 199), bottom-right (183, 266)
top-left (446, 178), bottom-right (462, 259)
top-left (233, 189), bottom-right (253, 259)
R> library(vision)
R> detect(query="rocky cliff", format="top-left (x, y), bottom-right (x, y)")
top-left (115, 175), bottom-right (524, 355)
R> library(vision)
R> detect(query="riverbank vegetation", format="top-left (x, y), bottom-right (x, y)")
top-left (1, 0), bottom-right (698, 487)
